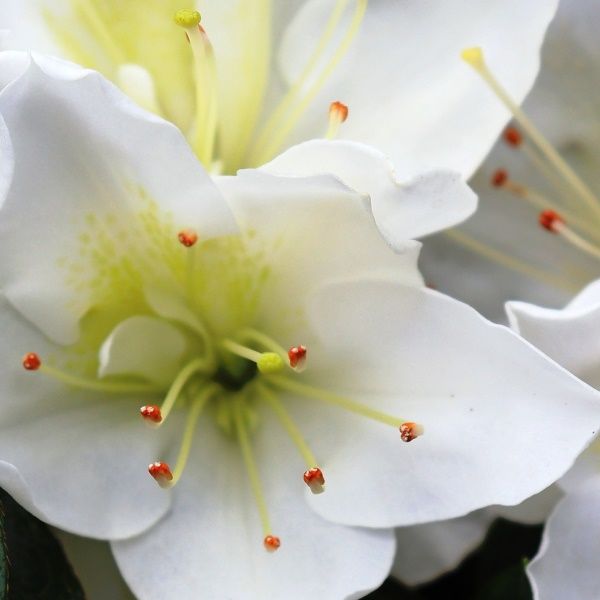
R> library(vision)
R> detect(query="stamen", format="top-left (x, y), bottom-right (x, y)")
top-left (491, 169), bottom-right (508, 187)
top-left (399, 422), bottom-right (424, 443)
top-left (264, 535), bottom-right (281, 552)
top-left (254, 0), bottom-right (368, 164)
top-left (77, 0), bottom-right (125, 65)
top-left (303, 467), bottom-right (326, 493)
top-left (267, 376), bottom-right (418, 431)
top-left (140, 404), bottom-right (162, 427)
top-left (288, 345), bottom-right (307, 372)
top-left (148, 461), bottom-right (173, 488)
top-left (258, 384), bottom-right (324, 494)
top-left (178, 229), bottom-right (199, 247)
top-left (221, 339), bottom-right (284, 374)
top-left (22, 354), bottom-right (159, 394)
top-left (444, 229), bottom-right (577, 293)
top-left (325, 101), bottom-right (349, 139)
top-left (250, 0), bottom-right (352, 161)
top-left (492, 172), bottom-right (598, 239)
top-left (174, 8), bottom-right (219, 167)
top-left (22, 352), bottom-right (41, 371)
top-left (233, 398), bottom-right (280, 551)
top-left (156, 357), bottom-right (211, 426)
top-left (461, 47), bottom-right (600, 221)
top-left (503, 126), bottom-right (522, 147)
top-left (502, 125), bottom-right (577, 208)
top-left (539, 209), bottom-right (563, 232)
top-left (539, 210), bottom-right (600, 261)
top-left (159, 384), bottom-right (219, 487)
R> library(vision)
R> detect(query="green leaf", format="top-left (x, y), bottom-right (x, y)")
top-left (0, 489), bottom-right (85, 599)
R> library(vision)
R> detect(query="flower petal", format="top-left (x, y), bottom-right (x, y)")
top-left (215, 169), bottom-right (423, 340)
top-left (98, 316), bottom-right (188, 386)
top-left (491, 485), bottom-right (563, 525)
top-left (301, 279), bottom-right (600, 527)
top-left (0, 53), bottom-right (235, 344)
top-left (527, 476), bottom-right (600, 600)
top-left (392, 511), bottom-right (493, 586)
top-left (507, 286), bottom-right (600, 388)
top-left (261, 140), bottom-right (477, 246)
top-left (0, 298), bottom-right (172, 539)
top-left (278, 0), bottom-right (558, 179)
top-left (113, 411), bottom-right (395, 600)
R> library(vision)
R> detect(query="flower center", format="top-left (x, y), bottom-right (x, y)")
top-left (447, 48), bottom-right (600, 291)
top-left (45, 1), bottom-right (367, 173)
top-left (20, 214), bottom-right (421, 552)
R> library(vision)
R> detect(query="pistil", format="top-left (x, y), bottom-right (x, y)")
top-left (174, 9), bottom-right (219, 167)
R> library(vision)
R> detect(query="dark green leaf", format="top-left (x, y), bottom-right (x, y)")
top-left (0, 489), bottom-right (85, 599)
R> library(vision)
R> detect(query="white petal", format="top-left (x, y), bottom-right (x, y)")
top-left (491, 485), bottom-right (563, 525)
top-left (98, 316), bottom-right (188, 386)
top-left (507, 290), bottom-right (600, 388)
top-left (527, 476), bottom-right (600, 600)
top-left (261, 140), bottom-right (477, 245)
top-left (215, 170), bottom-right (423, 339)
top-left (392, 511), bottom-right (493, 586)
top-left (54, 530), bottom-right (135, 600)
top-left (301, 279), bottom-right (600, 527)
top-left (0, 52), bottom-right (235, 344)
top-left (113, 411), bottom-right (395, 600)
top-left (278, 0), bottom-right (558, 179)
top-left (0, 298), bottom-right (172, 539)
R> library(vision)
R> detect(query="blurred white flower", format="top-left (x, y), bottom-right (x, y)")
top-left (422, 0), bottom-right (600, 322)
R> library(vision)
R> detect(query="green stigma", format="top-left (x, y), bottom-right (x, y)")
top-left (257, 353), bottom-right (284, 375)
top-left (174, 8), bottom-right (201, 28)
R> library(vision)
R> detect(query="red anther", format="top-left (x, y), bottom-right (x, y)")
top-left (539, 209), bottom-right (565, 233)
top-left (22, 352), bottom-right (41, 371)
top-left (288, 345), bottom-right (307, 371)
top-left (491, 168), bottom-right (508, 187)
top-left (503, 126), bottom-right (523, 147)
top-left (303, 467), bottom-right (325, 494)
top-left (140, 405), bottom-right (163, 425)
top-left (148, 462), bottom-right (173, 488)
top-left (178, 229), bottom-right (198, 247)
top-left (399, 422), bottom-right (424, 443)
top-left (329, 101), bottom-right (349, 123)
top-left (264, 535), bottom-right (281, 552)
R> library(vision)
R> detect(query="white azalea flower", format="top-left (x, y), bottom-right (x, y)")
top-left (422, 0), bottom-right (600, 322)
top-left (505, 280), bottom-right (600, 599)
top-left (2, 0), bottom-right (557, 177)
top-left (1, 53), bottom-right (598, 599)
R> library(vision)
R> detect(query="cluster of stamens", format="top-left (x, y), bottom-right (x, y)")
top-left (170, 6), bottom-right (357, 171)
top-left (456, 47), bottom-right (600, 274)
top-left (20, 225), bottom-right (423, 553)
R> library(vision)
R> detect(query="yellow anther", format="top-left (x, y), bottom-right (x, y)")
top-left (460, 46), bottom-right (485, 70)
top-left (257, 353), bottom-right (284, 374)
top-left (174, 8), bottom-right (201, 28)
